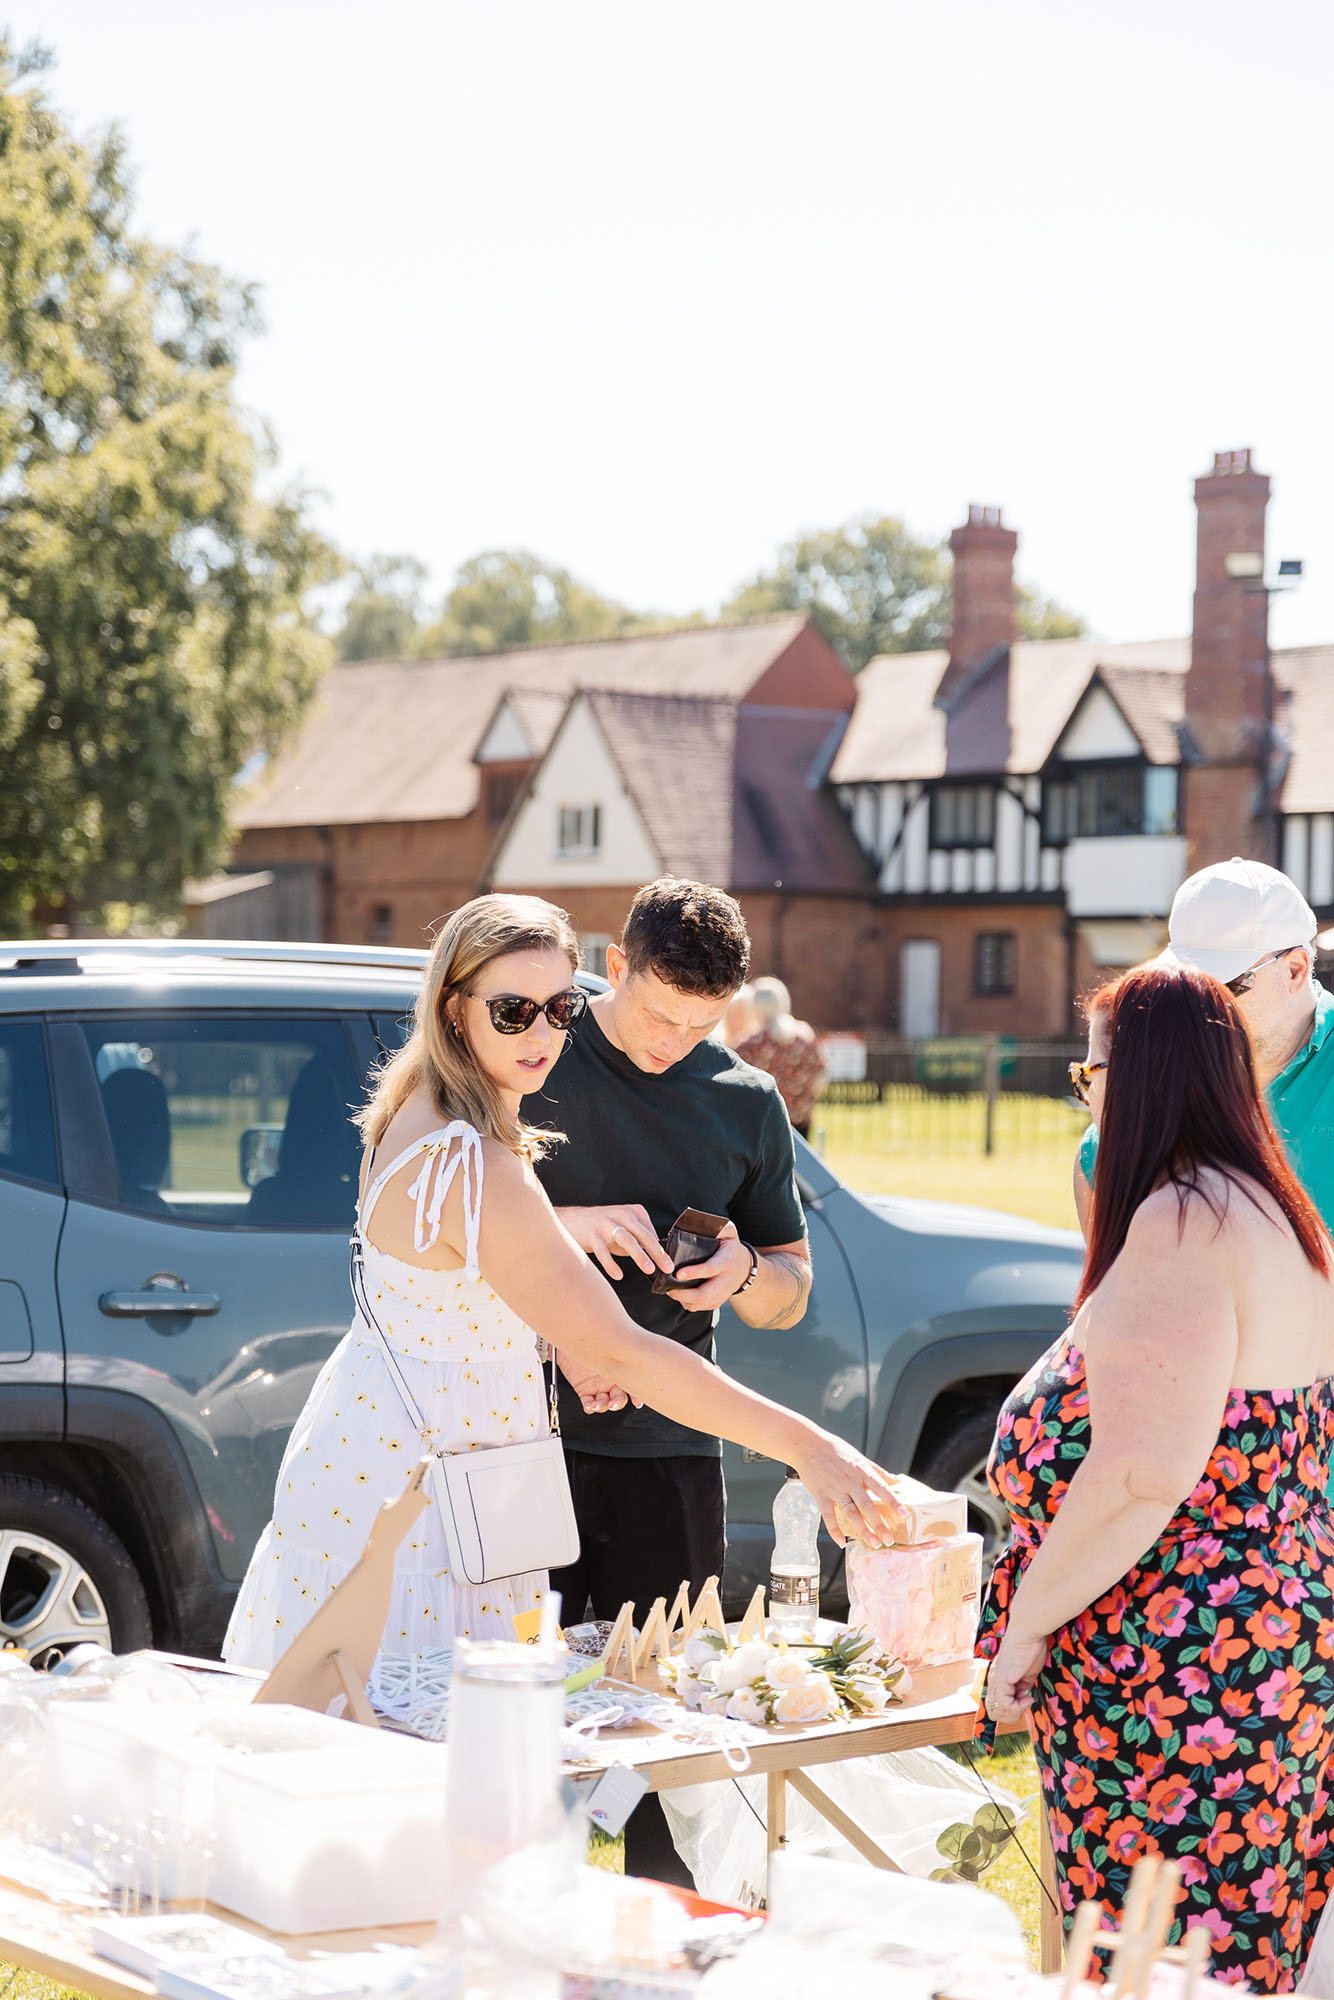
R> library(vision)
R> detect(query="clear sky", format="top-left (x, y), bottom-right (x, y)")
top-left (19, 0), bottom-right (1334, 649)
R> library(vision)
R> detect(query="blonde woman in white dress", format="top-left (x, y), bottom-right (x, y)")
top-left (224, 895), bottom-right (900, 1670)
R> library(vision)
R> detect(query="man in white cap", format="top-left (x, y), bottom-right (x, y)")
top-left (1074, 857), bottom-right (1334, 1234)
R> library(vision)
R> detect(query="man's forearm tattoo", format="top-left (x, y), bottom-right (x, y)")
top-left (754, 1250), bottom-right (812, 1328)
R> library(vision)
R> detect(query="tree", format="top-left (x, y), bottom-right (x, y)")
top-left (722, 515), bottom-right (949, 672)
top-left (336, 554), bottom-right (428, 661)
top-left (418, 549), bottom-right (638, 656)
top-left (1015, 584), bottom-right (1087, 643)
top-left (0, 40), bottom-right (337, 930)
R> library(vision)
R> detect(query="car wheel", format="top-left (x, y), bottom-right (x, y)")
top-left (912, 1407), bottom-right (1011, 1568)
top-left (0, 1475), bottom-right (152, 1667)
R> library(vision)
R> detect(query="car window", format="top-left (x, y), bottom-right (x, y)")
top-left (373, 1010), bottom-right (413, 1053)
top-left (0, 1017), bottom-right (59, 1188)
top-left (79, 1017), bottom-right (361, 1229)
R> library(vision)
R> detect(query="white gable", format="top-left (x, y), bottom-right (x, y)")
top-left (475, 702), bottom-right (534, 764)
top-left (1053, 682), bottom-right (1142, 762)
top-left (490, 696), bottom-right (661, 887)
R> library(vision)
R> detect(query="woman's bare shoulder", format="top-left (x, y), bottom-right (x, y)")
top-left (1126, 1168), bottom-right (1288, 1256)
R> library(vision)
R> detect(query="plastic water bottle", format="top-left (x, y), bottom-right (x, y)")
top-left (769, 1472), bottom-right (821, 1637)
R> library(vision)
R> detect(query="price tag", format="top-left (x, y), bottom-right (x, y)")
top-left (582, 1765), bottom-right (649, 1838)
top-left (512, 1609), bottom-right (544, 1644)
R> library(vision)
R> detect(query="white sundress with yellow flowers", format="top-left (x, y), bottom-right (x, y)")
top-left (222, 1123), bottom-right (549, 1671)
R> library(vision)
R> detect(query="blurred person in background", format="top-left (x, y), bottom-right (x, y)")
top-left (718, 980), bottom-right (759, 1049)
top-left (735, 976), bottom-right (827, 1138)
top-left (1075, 859), bottom-right (1334, 1238)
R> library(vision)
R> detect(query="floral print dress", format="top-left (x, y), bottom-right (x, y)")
top-left (977, 1329), bottom-right (1334, 1991)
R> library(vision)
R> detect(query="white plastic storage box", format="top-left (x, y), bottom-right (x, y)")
top-left (35, 1699), bottom-right (449, 1931)
top-left (209, 1726), bottom-right (449, 1934)
top-left (36, 1700), bottom-right (218, 1902)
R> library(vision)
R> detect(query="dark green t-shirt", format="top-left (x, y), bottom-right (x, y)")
top-left (524, 1005), bottom-right (806, 1459)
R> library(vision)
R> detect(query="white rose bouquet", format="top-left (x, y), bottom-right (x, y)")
top-left (660, 1627), bottom-right (910, 1726)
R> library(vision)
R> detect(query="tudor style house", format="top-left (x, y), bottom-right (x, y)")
top-left (476, 683), bottom-right (872, 1017)
top-left (831, 453), bottom-right (1334, 1037)
top-left (226, 616), bottom-right (881, 1023)
top-left (220, 449), bottom-right (1332, 1036)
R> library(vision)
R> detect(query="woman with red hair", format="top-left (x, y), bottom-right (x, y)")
top-left (979, 962), bottom-right (1334, 1991)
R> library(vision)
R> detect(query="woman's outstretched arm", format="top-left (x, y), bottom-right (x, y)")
top-left (470, 1143), bottom-right (901, 1547)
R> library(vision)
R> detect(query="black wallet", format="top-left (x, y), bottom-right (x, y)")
top-left (650, 1208), bottom-right (730, 1293)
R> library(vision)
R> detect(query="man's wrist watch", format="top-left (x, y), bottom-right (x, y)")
top-left (732, 1242), bottom-right (760, 1296)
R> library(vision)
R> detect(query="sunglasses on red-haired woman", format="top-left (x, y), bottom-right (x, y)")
top-left (1068, 1059), bottom-right (1108, 1106)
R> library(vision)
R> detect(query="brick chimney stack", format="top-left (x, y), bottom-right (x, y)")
top-left (1183, 449), bottom-right (1275, 869)
top-left (936, 505), bottom-right (1018, 710)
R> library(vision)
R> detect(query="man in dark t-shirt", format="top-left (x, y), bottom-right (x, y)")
top-left (522, 879), bottom-right (811, 1626)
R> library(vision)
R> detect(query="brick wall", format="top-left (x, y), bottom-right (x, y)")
top-left (871, 901), bottom-right (1076, 1038)
top-left (233, 814), bottom-right (494, 948)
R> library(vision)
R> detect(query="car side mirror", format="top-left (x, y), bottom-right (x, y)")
top-left (240, 1124), bottom-right (284, 1188)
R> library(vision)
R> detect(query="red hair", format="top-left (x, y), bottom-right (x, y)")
top-left (1075, 961), bottom-right (1329, 1311)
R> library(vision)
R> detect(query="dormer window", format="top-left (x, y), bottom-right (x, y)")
top-left (1043, 763), bottom-right (1178, 843)
top-left (556, 804), bottom-right (602, 858)
top-left (930, 783), bottom-right (996, 849)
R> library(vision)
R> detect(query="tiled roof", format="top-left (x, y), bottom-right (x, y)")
top-left (235, 616), bottom-right (811, 830)
top-left (585, 691), bottom-right (737, 884)
top-left (731, 709), bottom-right (870, 892)
top-left (830, 632), bottom-right (1334, 816)
top-left (832, 637), bottom-right (1193, 783)
top-left (497, 691), bottom-right (871, 896)
top-left (1097, 664), bottom-right (1188, 765)
top-left (1274, 647), bottom-right (1334, 815)
top-left (501, 689), bottom-right (569, 759)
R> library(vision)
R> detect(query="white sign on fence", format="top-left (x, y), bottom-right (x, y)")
top-left (820, 1033), bottom-right (867, 1084)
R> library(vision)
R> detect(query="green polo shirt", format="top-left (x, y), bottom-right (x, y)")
top-left (1078, 982), bottom-right (1334, 1232)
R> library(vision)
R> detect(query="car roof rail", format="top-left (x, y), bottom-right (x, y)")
top-left (0, 938), bottom-right (430, 975)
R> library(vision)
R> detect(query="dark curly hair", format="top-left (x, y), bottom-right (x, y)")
top-left (620, 878), bottom-right (751, 997)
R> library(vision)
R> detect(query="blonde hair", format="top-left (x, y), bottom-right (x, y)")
top-left (357, 894), bottom-right (579, 1160)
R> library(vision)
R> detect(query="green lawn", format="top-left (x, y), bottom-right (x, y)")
top-left (818, 1090), bottom-right (1088, 1231)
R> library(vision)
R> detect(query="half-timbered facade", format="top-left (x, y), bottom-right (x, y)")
top-left (830, 458), bottom-right (1333, 1037)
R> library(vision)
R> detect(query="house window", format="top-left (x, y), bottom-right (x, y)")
top-left (930, 783), bottom-right (996, 849)
top-left (1042, 762), bottom-right (1177, 843)
top-left (975, 931), bottom-right (1016, 997)
top-left (368, 903), bottom-right (394, 944)
top-left (485, 770), bottom-right (522, 824)
top-left (557, 805), bottom-right (602, 857)
top-left (579, 932), bottom-right (612, 976)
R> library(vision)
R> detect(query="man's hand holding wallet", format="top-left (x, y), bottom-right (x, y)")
top-left (651, 1208), bottom-right (757, 1313)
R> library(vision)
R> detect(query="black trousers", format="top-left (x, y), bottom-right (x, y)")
top-left (552, 1450), bottom-right (726, 1885)
top-left (551, 1450), bottom-right (726, 1624)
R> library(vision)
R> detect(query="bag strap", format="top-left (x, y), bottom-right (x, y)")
top-left (349, 1231), bottom-right (562, 1444)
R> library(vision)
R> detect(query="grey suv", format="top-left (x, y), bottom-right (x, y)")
top-left (0, 940), bottom-right (1084, 1663)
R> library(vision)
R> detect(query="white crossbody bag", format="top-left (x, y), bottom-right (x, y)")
top-left (350, 1236), bottom-right (579, 1587)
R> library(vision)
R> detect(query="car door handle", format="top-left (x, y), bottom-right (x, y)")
top-left (100, 1276), bottom-right (221, 1319)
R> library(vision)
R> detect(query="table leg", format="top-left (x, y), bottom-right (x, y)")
top-left (784, 1768), bottom-right (902, 1872)
top-left (1038, 1785), bottom-right (1063, 1975)
top-left (765, 1769), bottom-right (787, 1905)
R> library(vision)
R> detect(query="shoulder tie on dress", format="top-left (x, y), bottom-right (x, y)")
top-left (358, 1122), bottom-right (484, 1278)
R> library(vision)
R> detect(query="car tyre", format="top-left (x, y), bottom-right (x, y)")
top-left (0, 1474), bottom-right (152, 1666)
top-left (912, 1406), bottom-right (1011, 1567)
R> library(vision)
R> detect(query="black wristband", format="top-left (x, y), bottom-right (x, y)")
top-left (732, 1242), bottom-right (760, 1296)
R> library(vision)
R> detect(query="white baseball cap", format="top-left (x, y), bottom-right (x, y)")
top-left (1162, 857), bottom-right (1317, 985)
